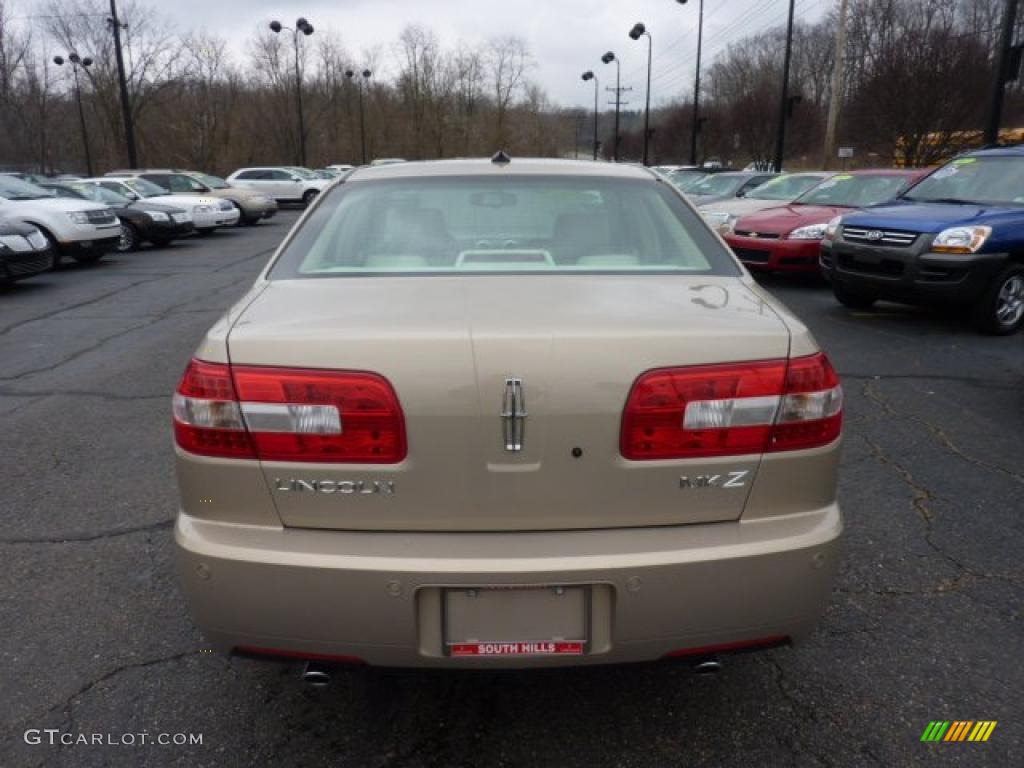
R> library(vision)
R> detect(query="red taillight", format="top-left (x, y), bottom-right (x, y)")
top-left (620, 353), bottom-right (842, 460)
top-left (172, 359), bottom-right (255, 459)
top-left (768, 353), bottom-right (842, 452)
top-left (233, 366), bottom-right (406, 463)
top-left (173, 359), bottom-right (406, 463)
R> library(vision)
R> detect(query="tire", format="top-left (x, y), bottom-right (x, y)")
top-left (832, 281), bottom-right (877, 309)
top-left (116, 222), bottom-right (139, 253)
top-left (302, 189), bottom-right (319, 207)
top-left (971, 264), bottom-right (1024, 335)
top-left (231, 203), bottom-right (248, 227)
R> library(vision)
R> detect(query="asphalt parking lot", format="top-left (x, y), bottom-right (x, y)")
top-left (1, 211), bottom-right (1020, 768)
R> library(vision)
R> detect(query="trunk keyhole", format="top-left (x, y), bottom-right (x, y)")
top-left (571, 447), bottom-right (583, 458)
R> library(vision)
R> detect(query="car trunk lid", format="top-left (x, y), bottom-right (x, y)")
top-left (227, 275), bottom-right (792, 531)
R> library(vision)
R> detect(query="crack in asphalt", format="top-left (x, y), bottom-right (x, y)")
top-left (860, 434), bottom-right (976, 579)
top-left (862, 381), bottom-right (1024, 485)
top-left (764, 656), bottom-right (879, 768)
top-left (0, 273), bottom-right (253, 384)
top-left (841, 372), bottom-right (1020, 390)
top-left (0, 389), bottom-right (167, 401)
top-left (0, 519), bottom-right (173, 545)
top-left (0, 274), bottom-right (171, 338)
top-left (8, 649), bottom-right (201, 758)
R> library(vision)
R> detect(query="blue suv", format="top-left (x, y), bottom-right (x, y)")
top-left (820, 145), bottom-right (1024, 334)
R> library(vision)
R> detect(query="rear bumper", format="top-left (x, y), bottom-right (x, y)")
top-left (175, 504), bottom-right (841, 668)
top-left (725, 235), bottom-right (823, 272)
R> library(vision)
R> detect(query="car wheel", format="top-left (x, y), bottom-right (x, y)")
top-left (972, 264), bottom-right (1024, 335)
top-left (117, 222), bottom-right (139, 253)
top-left (231, 203), bottom-right (248, 227)
top-left (302, 189), bottom-right (319, 207)
top-left (832, 282), bottom-right (877, 309)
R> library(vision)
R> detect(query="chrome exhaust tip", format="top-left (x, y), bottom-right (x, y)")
top-left (301, 662), bottom-right (331, 687)
top-left (693, 659), bottom-right (723, 675)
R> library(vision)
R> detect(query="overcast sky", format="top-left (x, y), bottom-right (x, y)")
top-left (21, 0), bottom-right (831, 108)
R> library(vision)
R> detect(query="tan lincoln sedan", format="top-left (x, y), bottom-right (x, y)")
top-left (173, 157), bottom-right (842, 672)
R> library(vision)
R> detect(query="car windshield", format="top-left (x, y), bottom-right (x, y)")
top-left (271, 176), bottom-right (739, 278)
top-left (686, 174), bottom-right (747, 197)
top-left (71, 183), bottom-right (131, 205)
top-left (667, 170), bottom-right (708, 191)
top-left (123, 177), bottom-right (169, 197)
top-left (192, 172), bottom-right (229, 189)
top-left (794, 173), bottom-right (909, 207)
top-left (0, 175), bottom-right (52, 200)
top-left (747, 174), bottom-right (827, 201)
top-left (902, 156), bottom-right (1024, 206)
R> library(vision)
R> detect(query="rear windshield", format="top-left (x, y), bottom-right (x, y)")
top-left (795, 173), bottom-right (910, 207)
top-left (269, 176), bottom-right (739, 278)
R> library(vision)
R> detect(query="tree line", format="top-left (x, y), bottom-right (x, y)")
top-left (1, 0), bottom-right (1021, 175)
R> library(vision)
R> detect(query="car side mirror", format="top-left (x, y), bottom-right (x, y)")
top-left (291, 177), bottom-right (302, 182)
top-left (736, 190), bottom-right (746, 198)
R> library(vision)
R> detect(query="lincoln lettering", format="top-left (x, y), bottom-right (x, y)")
top-left (273, 478), bottom-right (395, 495)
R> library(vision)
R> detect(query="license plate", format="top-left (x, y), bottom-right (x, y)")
top-left (444, 585), bottom-right (588, 657)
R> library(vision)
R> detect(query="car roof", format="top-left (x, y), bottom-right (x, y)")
top-left (347, 157), bottom-right (657, 182)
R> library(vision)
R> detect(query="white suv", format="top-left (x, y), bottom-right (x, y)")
top-left (226, 167), bottom-right (331, 206)
top-left (88, 177), bottom-right (239, 232)
top-left (0, 175), bottom-right (121, 264)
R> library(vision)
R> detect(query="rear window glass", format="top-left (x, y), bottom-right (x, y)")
top-left (269, 176), bottom-right (739, 277)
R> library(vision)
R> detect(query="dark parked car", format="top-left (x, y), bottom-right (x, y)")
top-left (822, 146), bottom-right (1024, 334)
top-left (0, 218), bottom-right (54, 284)
top-left (39, 181), bottom-right (194, 252)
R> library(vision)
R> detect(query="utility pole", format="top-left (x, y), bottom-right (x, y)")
top-left (772, 0), bottom-right (797, 173)
top-left (984, 0), bottom-right (1020, 145)
top-left (822, 0), bottom-right (849, 169)
top-left (689, 0), bottom-right (704, 166)
top-left (606, 87), bottom-right (631, 161)
top-left (108, 0), bottom-right (137, 168)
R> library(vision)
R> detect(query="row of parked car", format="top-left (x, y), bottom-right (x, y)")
top-left (0, 165), bottom-right (347, 286)
top-left (658, 145), bottom-right (1024, 335)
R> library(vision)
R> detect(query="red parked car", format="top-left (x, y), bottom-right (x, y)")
top-left (724, 169), bottom-right (927, 273)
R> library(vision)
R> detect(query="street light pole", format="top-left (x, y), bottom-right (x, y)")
top-left (107, 0), bottom-right (137, 168)
top-left (676, 0), bottom-right (704, 166)
top-left (772, 0), bottom-right (797, 173)
top-left (581, 71), bottom-right (599, 160)
top-left (346, 68), bottom-right (372, 164)
top-left (601, 52), bottom-right (621, 162)
top-left (629, 23), bottom-right (653, 166)
top-left (54, 53), bottom-right (94, 177)
top-left (271, 17), bottom-right (315, 167)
